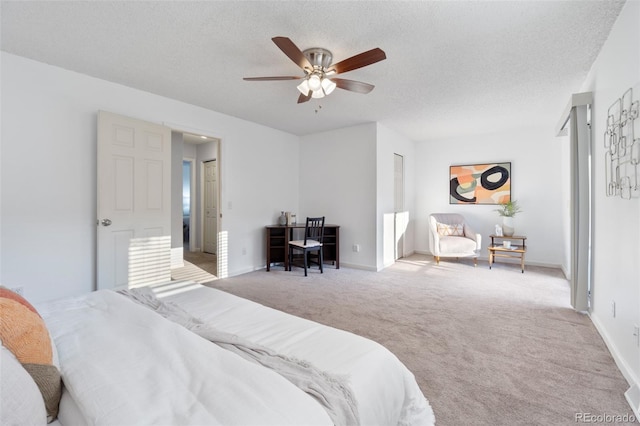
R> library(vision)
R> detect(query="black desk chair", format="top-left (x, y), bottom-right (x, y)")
top-left (288, 217), bottom-right (325, 276)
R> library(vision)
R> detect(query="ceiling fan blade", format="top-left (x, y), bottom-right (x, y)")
top-left (333, 78), bottom-right (375, 94)
top-left (297, 91), bottom-right (312, 104)
top-left (243, 76), bottom-right (302, 81)
top-left (329, 48), bottom-right (386, 74)
top-left (272, 36), bottom-right (313, 70)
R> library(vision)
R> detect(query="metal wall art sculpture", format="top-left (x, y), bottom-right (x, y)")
top-left (605, 88), bottom-right (639, 199)
top-left (449, 162), bottom-right (511, 205)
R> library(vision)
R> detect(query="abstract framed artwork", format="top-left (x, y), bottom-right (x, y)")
top-left (449, 162), bottom-right (511, 205)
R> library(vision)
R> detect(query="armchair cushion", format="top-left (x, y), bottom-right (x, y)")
top-left (439, 235), bottom-right (478, 254)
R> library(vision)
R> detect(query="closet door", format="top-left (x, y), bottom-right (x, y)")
top-left (203, 160), bottom-right (218, 254)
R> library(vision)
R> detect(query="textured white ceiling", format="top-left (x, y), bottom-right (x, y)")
top-left (0, 1), bottom-right (626, 141)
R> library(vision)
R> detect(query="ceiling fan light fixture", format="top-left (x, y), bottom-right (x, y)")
top-left (244, 37), bottom-right (386, 104)
top-left (296, 79), bottom-right (310, 95)
top-left (308, 74), bottom-right (322, 91)
top-left (321, 78), bottom-right (336, 95)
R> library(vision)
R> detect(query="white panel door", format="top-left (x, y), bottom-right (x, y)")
top-left (97, 111), bottom-right (171, 290)
top-left (203, 160), bottom-right (217, 254)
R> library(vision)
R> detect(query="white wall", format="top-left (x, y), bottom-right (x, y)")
top-left (376, 123), bottom-right (416, 269)
top-left (415, 126), bottom-right (565, 267)
top-left (183, 142), bottom-right (197, 159)
top-left (580, 0), bottom-right (640, 391)
top-left (0, 52), bottom-right (299, 302)
top-left (299, 124), bottom-right (378, 270)
top-left (171, 132), bottom-right (185, 249)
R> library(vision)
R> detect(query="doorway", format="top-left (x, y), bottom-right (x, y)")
top-left (182, 159), bottom-right (195, 252)
top-left (175, 131), bottom-right (221, 279)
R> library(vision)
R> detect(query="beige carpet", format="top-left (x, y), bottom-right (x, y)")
top-left (198, 254), bottom-right (636, 425)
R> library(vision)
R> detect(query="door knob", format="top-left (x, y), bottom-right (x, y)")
top-left (101, 219), bottom-right (112, 226)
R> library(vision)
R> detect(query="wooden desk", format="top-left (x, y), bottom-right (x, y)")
top-left (488, 235), bottom-right (527, 273)
top-left (265, 224), bottom-right (340, 271)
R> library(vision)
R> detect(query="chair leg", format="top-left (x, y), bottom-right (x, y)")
top-left (473, 257), bottom-right (477, 267)
top-left (435, 256), bottom-right (440, 265)
top-left (319, 249), bottom-right (324, 274)
top-left (303, 250), bottom-right (308, 277)
top-left (288, 247), bottom-right (292, 271)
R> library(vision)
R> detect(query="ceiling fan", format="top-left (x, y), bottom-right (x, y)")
top-left (243, 37), bottom-right (386, 104)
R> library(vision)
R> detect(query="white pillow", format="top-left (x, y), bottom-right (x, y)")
top-left (436, 222), bottom-right (464, 236)
top-left (0, 345), bottom-right (47, 425)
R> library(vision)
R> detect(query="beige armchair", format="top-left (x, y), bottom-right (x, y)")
top-left (429, 213), bottom-right (481, 266)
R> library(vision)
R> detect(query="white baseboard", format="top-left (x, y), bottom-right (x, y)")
top-left (170, 247), bottom-right (184, 269)
top-left (413, 250), bottom-right (562, 270)
top-left (258, 252), bottom-right (562, 274)
top-left (517, 259), bottom-right (562, 269)
top-left (590, 312), bottom-right (640, 416)
top-left (625, 384), bottom-right (640, 419)
top-left (228, 265), bottom-right (263, 277)
top-left (340, 262), bottom-right (378, 272)
top-left (400, 249), bottom-right (416, 258)
top-left (560, 264), bottom-right (571, 280)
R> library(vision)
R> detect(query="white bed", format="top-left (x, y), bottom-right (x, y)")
top-left (154, 281), bottom-right (434, 426)
top-left (14, 282), bottom-right (434, 425)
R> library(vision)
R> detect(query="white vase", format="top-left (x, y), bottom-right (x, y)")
top-left (503, 216), bottom-right (515, 236)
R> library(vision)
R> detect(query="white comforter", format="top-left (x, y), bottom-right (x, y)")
top-left (155, 282), bottom-right (435, 426)
top-left (39, 290), bottom-right (333, 425)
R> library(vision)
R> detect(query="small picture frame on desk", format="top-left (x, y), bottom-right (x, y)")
top-left (495, 224), bottom-right (503, 237)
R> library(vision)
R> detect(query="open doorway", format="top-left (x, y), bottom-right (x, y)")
top-left (174, 132), bottom-right (221, 281)
top-left (182, 159), bottom-right (195, 252)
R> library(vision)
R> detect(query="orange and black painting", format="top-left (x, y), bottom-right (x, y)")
top-left (449, 162), bottom-right (511, 205)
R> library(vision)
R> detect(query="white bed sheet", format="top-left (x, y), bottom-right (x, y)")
top-left (38, 290), bottom-right (333, 426)
top-left (156, 282), bottom-right (435, 426)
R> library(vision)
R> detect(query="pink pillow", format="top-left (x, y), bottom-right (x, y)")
top-left (0, 287), bottom-right (61, 422)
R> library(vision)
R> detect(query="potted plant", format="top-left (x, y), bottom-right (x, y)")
top-left (495, 200), bottom-right (522, 236)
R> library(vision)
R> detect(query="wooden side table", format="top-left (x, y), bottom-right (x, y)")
top-left (488, 235), bottom-right (527, 273)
